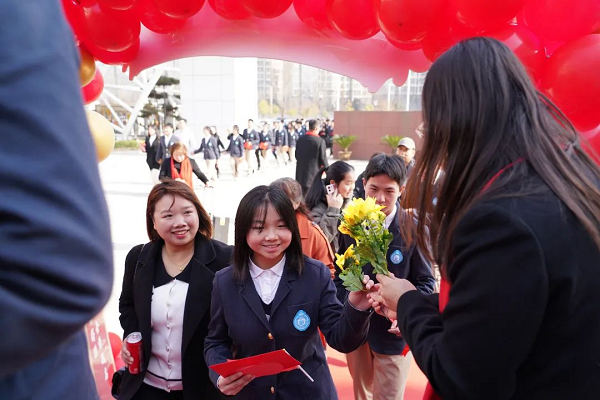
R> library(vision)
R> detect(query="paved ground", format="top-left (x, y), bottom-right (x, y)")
top-left (99, 150), bottom-right (368, 334)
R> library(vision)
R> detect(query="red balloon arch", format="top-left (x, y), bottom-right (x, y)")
top-left (62, 0), bottom-right (600, 156)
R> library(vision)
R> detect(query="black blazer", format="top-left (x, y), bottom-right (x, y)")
top-left (145, 135), bottom-right (161, 170)
top-left (274, 129), bottom-right (288, 147)
top-left (204, 256), bottom-right (372, 399)
top-left (196, 136), bottom-right (220, 160)
top-left (159, 157), bottom-right (209, 185)
top-left (156, 135), bottom-right (180, 163)
top-left (335, 204), bottom-right (436, 355)
top-left (243, 128), bottom-right (259, 147)
top-left (295, 135), bottom-right (328, 192)
top-left (118, 236), bottom-right (233, 400)
top-left (397, 173), bottom-right (600, 399)
top-left (227, 135), bottom-right (244, 158)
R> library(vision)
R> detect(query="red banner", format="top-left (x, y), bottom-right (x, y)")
top-left (85, 313), bottom-right (116, 400)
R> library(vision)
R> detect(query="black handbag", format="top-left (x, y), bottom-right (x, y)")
top-left (111, 367), bottom-right (126, 399)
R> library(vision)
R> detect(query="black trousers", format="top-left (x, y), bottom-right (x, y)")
top-left (255, 148), bottom-right (261, 169)
top-left (131, 383), bottom-right (184, 400)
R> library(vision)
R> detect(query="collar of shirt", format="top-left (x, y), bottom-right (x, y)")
top-left (306, 131), bottom-right (320, 137)
top-left (249, 255), bottom-right (286, 279)
top-left (384, 205), bottom-right (397, 230)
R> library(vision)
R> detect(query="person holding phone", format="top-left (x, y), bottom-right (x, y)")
top-left (305, 161), bottom-right (355, 253)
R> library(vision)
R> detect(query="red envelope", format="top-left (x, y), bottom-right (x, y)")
top-left (209, 349), bottom-right (301, 378)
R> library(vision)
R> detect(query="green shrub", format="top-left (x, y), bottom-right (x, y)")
top-left (381, 135), bottom-right (403, 151)
top-left (114, 140), bottom-right (139, 150)
top-left (333, 135), bottom-right (358, 151)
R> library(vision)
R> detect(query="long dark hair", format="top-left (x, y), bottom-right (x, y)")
top-left (402, 37), bottom-right (600, 271)
top-left (305, 161), bottom-right (355, 210)
top-left (270, 178), bottom-right (312, 220)
top-left (233, 185), bottom-right (304, 283)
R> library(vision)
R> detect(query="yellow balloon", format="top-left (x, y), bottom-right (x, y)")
top-left (86, 110), bottom-right (115, 162)
top-left (79, 47), bottom-right (97, 87)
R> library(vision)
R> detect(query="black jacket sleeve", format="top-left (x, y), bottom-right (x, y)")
top-left (397, 204), bottom-right (548, 400)
top-left (119, 245), bottom-right (144, 338)
top-left (191, 159), bottom-right (209, 184)
top-left (319, 140), bottom-right (329, 169)
top-left (159, 159), bottom-right (170, 180)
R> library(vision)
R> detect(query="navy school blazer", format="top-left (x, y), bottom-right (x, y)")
top-left (227, 135), bottom-right (244, 158)
top-left (335, 203), bottom-right (436, 355)
top-left (204, 256), bottom-right (372, 399)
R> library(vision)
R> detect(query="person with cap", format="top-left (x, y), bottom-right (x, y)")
top-left (396, 137), bottom-right (417, 177)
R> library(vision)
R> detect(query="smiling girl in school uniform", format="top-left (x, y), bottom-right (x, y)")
top-left (204, 185), bottom-right (375, 399)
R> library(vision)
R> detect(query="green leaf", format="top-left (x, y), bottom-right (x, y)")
top-left (340, 270), bottom-right (365, 292)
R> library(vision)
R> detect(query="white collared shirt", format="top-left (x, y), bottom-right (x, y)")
top-left (144, 278), bottom-right (188, 392)
top-left (249, 255), bottom-right (286, 310)
top-left (384, 205), bottom-right (398, 229)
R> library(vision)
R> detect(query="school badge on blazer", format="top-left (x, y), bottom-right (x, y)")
top-left (293, 310), bottom-right (310, 332)
top-left (390, 249), bottom-right (403, 265)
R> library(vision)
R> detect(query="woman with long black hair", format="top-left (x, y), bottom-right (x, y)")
top-left (370, 37), bottom-right (600, 400)
top-left (305, 160), bottom-right (355, 253)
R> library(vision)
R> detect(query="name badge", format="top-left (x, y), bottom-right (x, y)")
top-left (293, 310), bottom-right (310, 332)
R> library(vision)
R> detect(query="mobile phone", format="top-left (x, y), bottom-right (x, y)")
top-left (326, 184), bottom-right (336, 195)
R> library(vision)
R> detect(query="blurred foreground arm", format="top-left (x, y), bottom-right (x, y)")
top-left (0, 0), bottom-right (113, 378)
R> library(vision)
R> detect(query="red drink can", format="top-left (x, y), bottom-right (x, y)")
top-left (125, 332), bottom-right (144, 374)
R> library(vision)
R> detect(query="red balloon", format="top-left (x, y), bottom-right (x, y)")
top-left (375, 0), bottom-right (444, 47)
top-left (97, 0), bottom-right (137, 10)
top-left (242, 0), bottom-right (292, 19)
top-left (520, 0), bottom-right (600, 44)
top-left (82, 68), bottom-right (104, 104)
top-left (421, 23), bottom-right (468, 62)
top-left (208, 0), bottom-right (250, 20)
top-left (386, 35), bottom-right (422, 51)
top-left (82, 3), bottom-right (141, 52)
top-left (488, 25), bottom-right (545, 82)
top-left (293, 0), bottom-right (332, 31)
top-left (137, 0), bottom-right (187, 33)
top-left (327, 0), bottom-right (379, 40)
top-left (539, 35), bottom-right (600, 132)
top-left (61, 0), bottom-right (87, 39)
top-left (108, 332), bottom-right (123, 361)
top-left (450, 0), bottom-right (525, 33)
top-left (153, 0), bottom-right (205, 19)
top-left (84, 39), bottom-right (140, 65)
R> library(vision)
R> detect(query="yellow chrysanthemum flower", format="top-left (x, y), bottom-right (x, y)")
top-left (335, 244), bottom-right (355, 270)
top-left (342, 197), bottom-right (385, 228)
top-left (338, 222), bottom-right (352, 235)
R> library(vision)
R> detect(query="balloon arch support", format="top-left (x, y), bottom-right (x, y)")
top-left (64, 0), bottom-right (600, 162)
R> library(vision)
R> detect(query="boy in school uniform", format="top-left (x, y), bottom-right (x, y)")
top-left (334, 154), bottom-right (436, 400)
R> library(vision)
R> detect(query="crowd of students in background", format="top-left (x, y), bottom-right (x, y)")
top-left (141, 117), bottom-right (335, 186)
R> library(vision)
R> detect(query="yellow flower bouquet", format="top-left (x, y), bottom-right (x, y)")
top-left (336, 197), bottom-right (393, 292)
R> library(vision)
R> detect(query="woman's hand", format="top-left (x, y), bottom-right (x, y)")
top-left (121, 340), bottom-right (133, 366)
top-left (348, 275), bottom-right (376, 311)
top-left (326, 190), bottom-right (344, 209)
top-left (374, 273), bottom-right (417, 313)
top-left (217, 372), bottom-right (254, 396)
top-left (368, 287), bottom-right (398, 321)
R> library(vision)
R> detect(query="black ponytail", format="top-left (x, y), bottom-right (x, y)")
top-left (305, 166), bottom-right (328, 210)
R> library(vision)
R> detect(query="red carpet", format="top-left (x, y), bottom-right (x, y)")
top-left (328, 347), bottom-right (428, 400)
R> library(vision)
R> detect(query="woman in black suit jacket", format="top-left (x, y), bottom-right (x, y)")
top-left (119, 180), bottom-right (231, 400)
top-left (159, 143), bottom-right (210, 188)
top-left (371, 38), bottom-right (600, 399)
